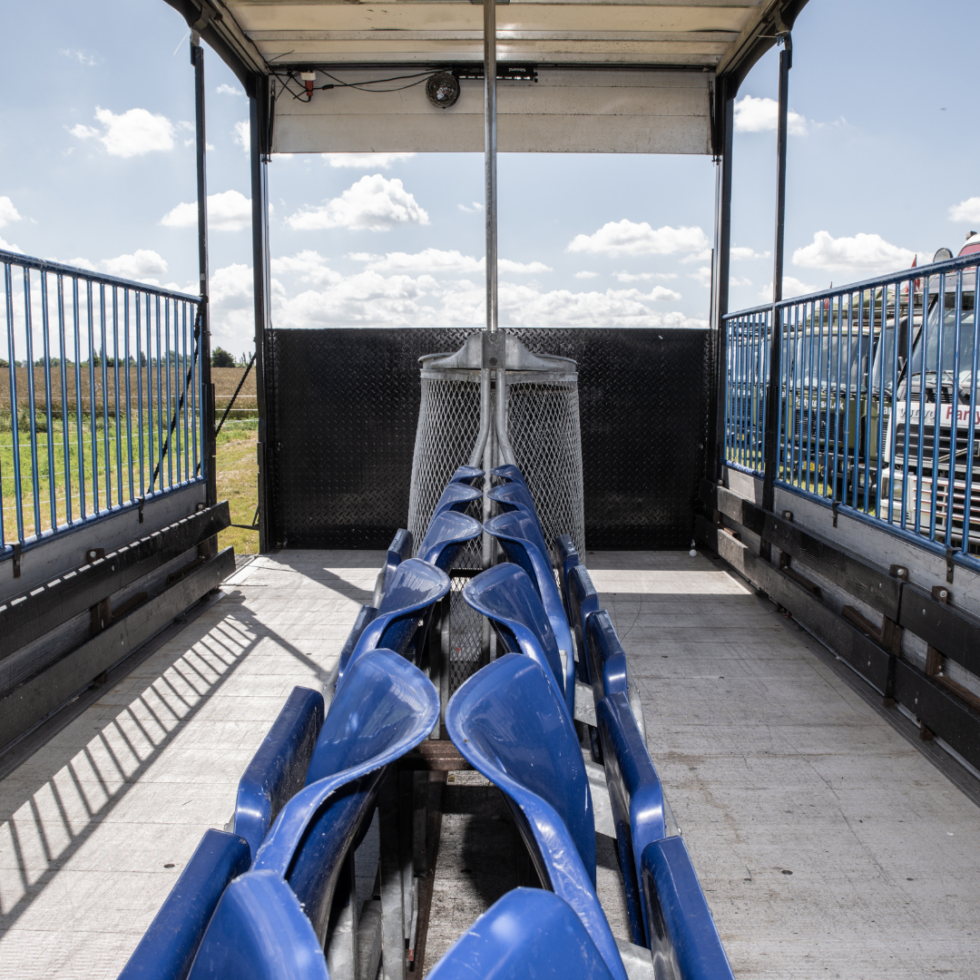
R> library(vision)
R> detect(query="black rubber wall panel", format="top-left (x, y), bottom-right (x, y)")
top-left (265, 328), bottom-right (709, 550)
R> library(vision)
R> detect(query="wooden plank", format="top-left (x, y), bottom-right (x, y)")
top-left (899, 583), bottom-right (980, 678)
top-left (400, 741), bottom-right (472, 772)
top-left (704, 481), bottom-right (903, 620)
top-left (410, 774), bottom-right (446, 974)
top-left (763, 512), bottom-right (903, 621)
top-left (893, 659), bottom-right (980, 773)
top-left (0, 547), bottom-right (235, 753)
top-left (711, 528), bottom-right (895, 698)
top-left (0, 481), bottom-right (207, 603)
top-left (0, 502), bottom-right (230, 658)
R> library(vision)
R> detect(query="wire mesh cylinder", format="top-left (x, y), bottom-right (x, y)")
top-left (407, 374), bottom-right (482, 551)
top-left (407, 340), bottom-right (585, 695)
top-left (408, 365), bottom-right (585, 561)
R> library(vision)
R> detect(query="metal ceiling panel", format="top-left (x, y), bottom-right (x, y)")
top-left (273, 68), bottom-right (711, 153)
top-left (165, 0), bottom-right (810, 153)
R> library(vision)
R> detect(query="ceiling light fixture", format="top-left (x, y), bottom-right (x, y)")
top-left (426, 72), bottom-right (460, 109)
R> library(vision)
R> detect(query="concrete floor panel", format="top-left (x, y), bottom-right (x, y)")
top-left (1, 549), bottom-right (979, 979)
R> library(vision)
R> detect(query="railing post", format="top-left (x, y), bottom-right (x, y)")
top-left (191, 35), bottom-right (216, 510)
top-left (710, 76), bottom-right (735, 482)
top-left (249, 73), bottom-right (274, 552)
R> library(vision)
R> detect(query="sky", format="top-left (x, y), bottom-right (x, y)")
top-left (1, 0), bottom-right (978, 356)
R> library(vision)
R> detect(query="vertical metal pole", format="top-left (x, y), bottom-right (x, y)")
top-left (250, 74), bottom-right (273, 552)
top-left (761, 32), bottom-right (792, 532)
top-left (192, 36), bottom-right (216, 509)
top-left (710, 79), bottom-right (734, 482)
top-left (484, 0), bottom-right (498, 335)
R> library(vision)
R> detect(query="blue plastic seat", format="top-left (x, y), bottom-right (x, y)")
top-left (334, 604), bottom-right (378, 686)
top-left (417, 510), bottom-right (483, 571)
top-left (490, 463), bottom-right (528, 487)
top-left (484, 511), bottom-right (576, 710)
top-left (382, 528), bottom-right (414, 594)
top-left (232, 686), bottom-right (325, 861)
top-left (426, 887), bottom-right (615, 980)
top-left (446, 654), bottom-right (628, 980)
top-left (567, 563), bottom-right (600, 685)
top-left (596, 691), bottom-right (666, 947)
top-left (244, 649), bottom-right (438, 946)
top-left (488, 482), bottom-right (545, 537)
top-left (449, 464), bottom-right (484, 486)
top-left (585, 609), bottom-right (630, 702)
top-left (120, 828), bottom-right (251, 980)
top-left (339, 558), bottom-right (449, 680)
top-left (555, 533), bottom-right (580, 619)
top-left (431, 481), bottom-right (482, 518)
top-left (186, 869), bottom-right (329, 980)
top-left (462, 564), bottom-right (569, 716)
top-left (641, 836), bottom-right (736, 980)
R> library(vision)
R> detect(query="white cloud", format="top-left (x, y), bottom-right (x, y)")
top-left (60, 48), bottom-right (97, 67)
top-left (270, 250), bottom-right (341, 285)
top-left (322, 153), bottom-right (416, 169)
top-left (357, 249), bottom-right (481, 275)
top-left (234, 120), bottom-right (250, 153)
top-left (204, 260), bottom-right (705, 344)
top-left (217, 84), bottom-right (245, 97)
top-left (101, 250), bottom-right (168, 279)
top-left (458, 201), bottom-right (484, 213)
top-left (0, 196), bottom-right (22, 228)
top-left (949, 197), bottom-right (980, 223)
top-left (287, 176), bottom-right (429, 231)
top-left (64, 251), bottom-right (168, 281)
top-left (793, 230), bottom-right (915, 275)
top-left (67, 256), bottom-right (97, 271)
top-left (0, 235), bottom-right (23, 254)
top-left (734, 95), bottom-right (808, 136)
top-left (161, 189), bottom-right (252, 232)
top-left (731, 246), bottom-right (770, 260)
top-left (70, 106), bottom-right (175, 157)
top-left (500, 259), bottom-right (551, 275)
top-left (568, 220), bottom-right (709, 258)
top-left (351, 249), bottom-right (550, 276)
top-left (575, 271), bottom-right (598, 279)
top-left (758, 276), bottom-right (819, 302)
top-left (273, 274), bottom-right (699, 331)
top-left (689, 266), bottom-right (712, 289)
top-left (613, 271), bottom-right (678, 283)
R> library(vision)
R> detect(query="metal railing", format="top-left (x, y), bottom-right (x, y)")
top-left (2, 249), bottom-right (205, 556)
top-left (724, 250), bottom-right (980, 565)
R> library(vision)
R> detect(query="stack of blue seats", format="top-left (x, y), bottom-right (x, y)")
top-left (118, 463), bottom-right (734, 980)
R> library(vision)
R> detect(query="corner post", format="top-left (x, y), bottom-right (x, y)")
top-left (191, 36), bottom-right (215, 509)
top-left (710, 76), bottom-right (735, 483)
top-left (249, 74), bottom-right (273, 552)
top-left (762, 32), bottom-right (792, 526)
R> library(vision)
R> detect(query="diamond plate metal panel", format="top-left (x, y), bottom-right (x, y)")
top-left (264, 328), bottom-right (709, 550)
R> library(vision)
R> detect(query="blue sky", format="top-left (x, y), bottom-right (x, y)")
top-left (1, 0), bottom-right (978, 355)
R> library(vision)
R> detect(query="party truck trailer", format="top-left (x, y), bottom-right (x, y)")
top-left (883, 237), bottom-right (980, 552)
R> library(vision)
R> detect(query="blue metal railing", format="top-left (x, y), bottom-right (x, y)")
top-left (724, 250), bottom-right (980, 564)
top-left (2, 249), bottom-right (204, 556)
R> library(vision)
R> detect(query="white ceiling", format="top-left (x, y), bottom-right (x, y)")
top-left (214, 0), bottom-right (770, 71)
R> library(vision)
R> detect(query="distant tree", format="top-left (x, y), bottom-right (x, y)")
top-left (212, 347), bottom-right (235, 367)
top-left (0, 358), bottom-right (8, 369)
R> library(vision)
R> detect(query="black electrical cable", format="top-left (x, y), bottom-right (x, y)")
top-left (271, 68), bottom-right (436, 100)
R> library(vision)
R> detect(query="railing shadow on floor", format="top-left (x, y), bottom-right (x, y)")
top-left (0, 591), bottom-right (337, 935)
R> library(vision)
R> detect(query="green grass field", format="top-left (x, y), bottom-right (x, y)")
top-left (1, 413), bottom-right (259, 556)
